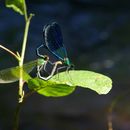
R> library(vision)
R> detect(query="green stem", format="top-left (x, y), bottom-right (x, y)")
top-left (13, 1), bottom-right (34, 129)
top-left (13, 90), bottom-right (34, 130)
top-left (13, 103), bottom-right (23, 130)
top-left (13, 90), bottom-right (35, 130)
top-left (0, 45), bottom-right (20, 60)
top-left (18, 14), bottom-right (34, 103)
top-left (20, 15), bottom-right (32, 66)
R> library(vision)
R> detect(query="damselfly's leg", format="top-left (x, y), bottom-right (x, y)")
top-left (56, 65), bottom-right (74, 82)
top-left (37, 64), bottom-right (44, 77)
top-left (56, 63), bottom-right (74, 75)
top-left (66, 66), bottom-right (74, 83)
top-left (37, 61), bottom-right (62, 80)
top-left (37, 44), bottom-right (50, 73)
top-left (43, 60), bottom-right (49, 73)
top-left (56, 66), bottom-right (68, 79)
top-left (36, 44), bottom-right (44, 57)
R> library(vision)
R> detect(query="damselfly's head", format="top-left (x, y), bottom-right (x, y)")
top-left (43, 55), bottom-right (49, 61)
top-left (37, 55), bottom-right (49, 66)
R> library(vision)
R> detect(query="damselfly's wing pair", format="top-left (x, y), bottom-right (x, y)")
top-left (37, 22), bottom-right (73, 80)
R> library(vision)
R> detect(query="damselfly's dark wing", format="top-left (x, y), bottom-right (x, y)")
top-left (44, 22), bottom-right (67, 61)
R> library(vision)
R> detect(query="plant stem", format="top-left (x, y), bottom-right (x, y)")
top-left (18, 14), bottom-right (34, 103)
top-left (13, 103), bottom-right (23, 130)
top-left (0, 45), bottom-right (20, 60)
top-left (13, 90), bottom-right (35, 130)
top-left (20, 14), bottom-right (34, 66)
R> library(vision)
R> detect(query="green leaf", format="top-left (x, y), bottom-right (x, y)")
top-left (51, 70), bottom-right (112, 95)
top-left (0, 67), bottom-right (31, 83)
top-left (0, 60), bottom-right (37, 83)
top-left (6, 0), bottom-right (25, 15)
top-left (28, 78), bottom-right (76, 97)
top-left (28, 70), bottom-right (112, 97)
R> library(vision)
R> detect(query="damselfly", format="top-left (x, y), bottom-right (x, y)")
top-left (37, 22), bottom-right (74, 75)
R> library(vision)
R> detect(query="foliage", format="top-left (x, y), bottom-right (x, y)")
top-left (28, 70), bottom-right (112, 96)
top-left (1, 0), bottom-right (113, 97)
top-left (0, 0), bottom-right (113, 129)
top-left (6, 0), bottom-right (25, 15)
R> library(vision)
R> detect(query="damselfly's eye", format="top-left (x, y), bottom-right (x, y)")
top-left (43, 55), bottom-right (49, 61)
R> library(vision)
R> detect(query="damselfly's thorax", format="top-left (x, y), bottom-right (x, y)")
top-left (63, 57), bottom-right (74, 70)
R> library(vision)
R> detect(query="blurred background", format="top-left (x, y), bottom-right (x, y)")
top-left (0, 0), bottom-right (130, 130)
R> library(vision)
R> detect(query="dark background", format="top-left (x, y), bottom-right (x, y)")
top-left (0, 0), bottom-right (130, 130)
